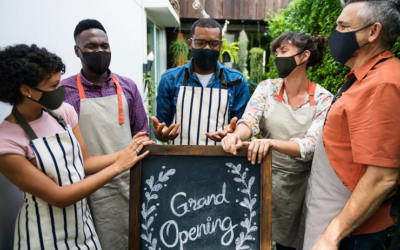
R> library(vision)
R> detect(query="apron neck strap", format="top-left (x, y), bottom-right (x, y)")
top-left (12, 107), bottom-right (68, 141)
top-left (183, 68), bottom-right (228, 89)
top-left (277, 78), bottom-right (317, 106)
top-left (76, 72), bottom-right (125, 125)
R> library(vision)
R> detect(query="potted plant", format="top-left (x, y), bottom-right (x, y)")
top-left (170, 33), bottom-right (189, 67)
top-left (249, 47), bottom-right (265, 84)
top-left (219, 38), bottom-right (240, 64)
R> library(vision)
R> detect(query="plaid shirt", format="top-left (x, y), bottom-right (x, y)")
top-left (61, 70), bottom-right (150, 138)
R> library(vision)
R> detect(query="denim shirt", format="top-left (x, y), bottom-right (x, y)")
top-left (156, 59), bottom-right (250, 126)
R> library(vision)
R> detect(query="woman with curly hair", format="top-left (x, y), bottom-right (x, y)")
top-left (219, 33), bottom-right (333, 249)
top-left (0, 44), bottom-right (154, 249)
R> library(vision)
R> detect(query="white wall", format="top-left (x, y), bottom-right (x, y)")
top-left (0, 0), bottom-right (147, 104)
top-left (0, 0), bottom-right (147, 248)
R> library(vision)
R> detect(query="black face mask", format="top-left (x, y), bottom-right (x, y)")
top-left (78, 46), bottom-right (111, 75)
top-left (329, 24), bottom-right (373, 65)
top-left (28, 85), bottom-right (65, 110)
top-left (191, 48), bottom-right (220, 71)
top-left (274, 51), bottom-right (306, 78)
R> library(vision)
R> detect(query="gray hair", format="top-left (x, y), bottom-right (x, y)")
top-left (341, 0), bottom-right (400, 47)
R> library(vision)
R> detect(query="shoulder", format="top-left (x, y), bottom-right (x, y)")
top-left (314, 83), bottom-right (333, 104)
top-left (112, 73), bottom-right (139, 92)
top-left (0, 121), bottom-right (28, 157)
top-left (372, 57), bottom-right (400, 85)
top-left (61, 74), bottom-right (78, 88)
top-left (258, 78), bottom-right (283, 90)
top-left (161, 66), bottom-right (185, 79)
top-left (222, 66), bottom-right (245, 81)
top-left (54, 103), bottom-right (78, 127)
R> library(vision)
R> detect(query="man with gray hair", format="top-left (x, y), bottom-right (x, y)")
top-left (300, 0), bottom-right (400, 249)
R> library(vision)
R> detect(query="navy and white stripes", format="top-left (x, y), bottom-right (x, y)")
top-left (173, 86), bottom-right (229, 145)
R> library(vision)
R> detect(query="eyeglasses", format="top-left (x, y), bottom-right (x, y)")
top-left (190, 38), bottom-right (223, 50)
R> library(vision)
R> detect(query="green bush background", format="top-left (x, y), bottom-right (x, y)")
top-left (264, 0), bottom-right (400, 94)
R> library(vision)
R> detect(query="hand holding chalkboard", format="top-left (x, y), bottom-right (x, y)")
top-left (129, 146), bottom-right (272, 250)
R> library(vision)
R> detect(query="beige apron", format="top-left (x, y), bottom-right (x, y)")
top-left (77, 73), bottom-right (132, 250)
top-left (260, 80), bottom-right (317, 248)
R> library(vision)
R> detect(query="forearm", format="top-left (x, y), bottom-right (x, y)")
top-left (323, 166), bottom-right (398, 244)
top-left (53, 163), bottom-right (122, 208)
top-left (233, 124), bottom-right (252, 142)
top-left (84, 151), bottom-right (120, 175)
top-left (271, 140), bottom-right (301, 158)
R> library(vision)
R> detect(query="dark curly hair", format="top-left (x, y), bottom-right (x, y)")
top-left (74, 19), bottom-right (107, 41)
top-left (271, 32), bottom-right (328, 68)
top-left (0, 44), bottom-right (65, 105)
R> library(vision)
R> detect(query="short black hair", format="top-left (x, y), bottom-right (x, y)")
top-left (74, 19), bottom-right (107, 41)
top-left (190, 18), bottom-right (222, 39)
top-left (0, 44), bottom-right (65, 105)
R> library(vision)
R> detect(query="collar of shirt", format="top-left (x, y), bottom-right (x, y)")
top-left (79, 69), bottom-right (114, 90)
top-left (184, 58), bottom-right (224, 82)
top-left (346, 50), bottom-right (393, 82)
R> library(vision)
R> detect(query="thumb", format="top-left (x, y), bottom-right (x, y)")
top-left (230, 117), bottom-right (238, 129)
top-left (151, 116), bottom-right (159, 128)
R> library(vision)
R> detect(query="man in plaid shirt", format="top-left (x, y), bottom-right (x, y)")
top-left (61, 19), bottom-right (149, 250)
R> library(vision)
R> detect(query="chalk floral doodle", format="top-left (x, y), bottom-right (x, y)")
top-left (141, 167), bottom-right (176, 250)
top-left (226, 163), bottom-right (258, 250)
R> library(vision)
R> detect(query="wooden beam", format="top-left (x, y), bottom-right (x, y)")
top-left (232, 0), bottom-right (240, 19)
top-left (216, 0), bottom-right (224, 19)
top-left (205, 0), bottom-right (217, 18)
top-left (248, 0), bottom-right (257, 19)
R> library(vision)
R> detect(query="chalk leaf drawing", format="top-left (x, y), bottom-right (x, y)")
top-left (226, 163), bottom-right (258, 250)
top-left (141, 168), bottom-right (176, 250)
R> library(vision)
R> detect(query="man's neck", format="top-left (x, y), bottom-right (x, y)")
top-left (349, 45), bottom-right (389, 71)
top-left (81, 67), bottom-right (109, 85)
top-left (192, 61), bottom-right (216, 75)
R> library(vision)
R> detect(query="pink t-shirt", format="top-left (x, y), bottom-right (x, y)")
top-left (0, 103), bottom-right (79, 166)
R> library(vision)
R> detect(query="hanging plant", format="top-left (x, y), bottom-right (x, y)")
top-left (238, 30), bottom-right (249, 76)
top-left (249, 47), bottom-right (265, 84)
top-left (219, 38), bottom-right (240, 64)
top-left (170, 40), bottom-right (189, 67)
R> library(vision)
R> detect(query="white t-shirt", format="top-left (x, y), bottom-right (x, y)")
top-left (194, 73), bottom-right (214, 88)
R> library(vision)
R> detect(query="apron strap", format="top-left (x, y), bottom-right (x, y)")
top-left (183, 68), bottom-right (241, 90)
top-left (76, 73), bottom-right (125, 125)
top-left (12, 107), bottom-right (68, 141)
top-left (44, 109), bottom-right (68, 129)
top-left (277, 78), bottom-right (316, 105)
top-left (308, 79), bottom-right (317, 107)
top-left (12, 107), bottom-right (38, 140)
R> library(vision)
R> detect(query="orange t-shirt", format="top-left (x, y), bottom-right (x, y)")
top-left (323, 50), bottom-right (400, 235)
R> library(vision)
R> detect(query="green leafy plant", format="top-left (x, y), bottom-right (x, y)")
top-left (219, 38), bottom-right (240, 64)
top-left (143, 71), bottom-right (157, 140)
top-left (238, 30), bottom-right (249, 77)
top-left (249, 47), bottom-right (265, 84)
top-left (170, 40), bottom-right (189, 67)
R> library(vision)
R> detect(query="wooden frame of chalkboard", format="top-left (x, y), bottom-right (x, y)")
top-left (129, 145), bottom-right (272, 250)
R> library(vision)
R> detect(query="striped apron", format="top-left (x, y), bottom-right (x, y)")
top-left (172, 69), bottom-right (241, 145)
top-left (12, 107), bottom-right (101, 250)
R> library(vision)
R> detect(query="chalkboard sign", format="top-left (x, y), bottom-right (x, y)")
top-left (130, 146), bottom-right (272, 250)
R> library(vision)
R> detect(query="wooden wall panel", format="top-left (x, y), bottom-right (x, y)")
top-left (257, 0), bottom-right (266, 20)
top-left (178, 0), bottom-right (293, 20)
top-left (248, 0), bottom-right (256, 19)
top-left (216, 0), bottom-right (224, 19)
top-left (180, 0), bottom-right (188, 18)
top-left (222, 0), bottom-right (232, 19)
top-left (239, 0), bottom-right (249, 20)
